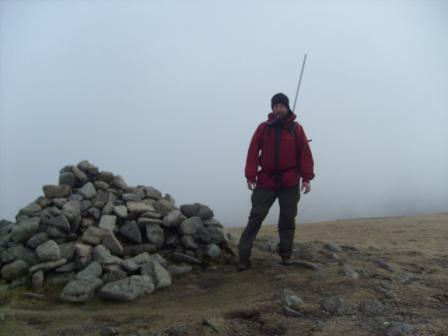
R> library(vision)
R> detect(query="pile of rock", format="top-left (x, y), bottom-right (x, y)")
top-left (0, 161), bottom-right (232, 302)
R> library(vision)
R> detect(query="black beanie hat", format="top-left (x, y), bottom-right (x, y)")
top-left (271, 92), bottom-right (290, 110)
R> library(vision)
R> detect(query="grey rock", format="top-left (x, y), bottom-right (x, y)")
top-left (205, 244), bottom-right (221, 260)
top-left (29, 258), bottom-right (68, 273)
top-left (76, 261), bottom-right (102, 280)
top-left (11, 217), bottom-right (40, 243)
top-left (167, 264), bottom-right (193, 276)
top-left (162, 210), bottom-right (186, 228)
top-left (145, 224), bottom-right (164, 248)
top-left (102, 232), bottom-right (124, 256)
top-left (78, 182), bottom-right (97, 199)
top-left (19, 202), bottom-right (42, 217)
top-left (101, 268), bottom-right (127, 283)
top-left (123, 244), bottom-right (157, 256)
top-left (1, 260), bottom-right (29, 281)
top-left (52, 197), bottom-right (68, 208)
top-left (324, 242), bottom-right (343, 253)
top-left (320, 296), bottom-right (346, 315)
top-left (113, 205), bottom-right (128, 219)
top-left (87, 207), bottom-right (101, 220)
top-left (152, 253), bottom-right (168, 268)
top-left (102, 201), bottom-right (115, 215)
top-left (119, 221), bottom-right (142, 244)
top-left (60, 278), bottom-right (103, 303)
top-left (99, 275), bottom-right (155, 302)
top-left (75, 243), bottom-right (93, 258)
top-left (121, 259), bottom-right (140, 273)
top-left (141, 186), bottom-right (162, 200)
top-left (59, 172), bottom-right (77, 187)
top-left (140, 211), bottom-right (162, 219)
top-left (281, 288), bottom-right (304, 309)
top-left (36, 240), bottom-right (61, 261)
top-left (59, 242), bottom-right (76, 260)
top-left (100, 326), bottom-right (120, 336)
top-left (138, 217), bottom-right (163, 225)
top-left (111, 175), bottom-right (129, 190)
top-left (203, 218), bottom-right (223, 227)
top-left (343, 263), bottom-right (360, 280)
top-left (141, 260), bottom-right (171, 288)
top-left (77, 160), bottom-right (99, 177)
top-left (153, 199), bottom-right (176, 216)
top-left (373, 258), bottom-right (395, 272)
top-left (122, 192), bottom-right (143, 202)
top-left (25, 232), bottom-right (49, 249)
top-left (1, 245), bottom-right (27, 264)
top-left (92, 190), bottom-right (109, 208)
top-left (180, 203), bottom-right (214, 220)
top-left (47, 214), bottom-right (71, 232)
top-left (98, 215), bottom-right (117, 231)
top-left (72, 165), bottom-right (88, 184)
top-left (179, 217), bottom-right (203, 235)
top-left (93, 245), bottom-right (121, 264)
top-left (43, 184), bottom-right (71, 198)
top-left (46, 226), bottom-right (67, 239)
top-left (97, 170), bottom-right (114, 183)
top-left (130, 252), bottom-right (153, 265)
top-left (55, 262), bottom-right (75, 273)
top-left (46, 272), bottom-right (76, 286)
top-left (82, 226), bottom-right (108, 245)
top-left (171, 252), bottom-right (202, 265)
top-left (94, 181), bottom-right (110, 190)
top-left (31, 270), bottom-right (44, 290)
top-left (62, 200), bottom-right (82, 221)
top-left (127, 201), bottom-right (155, 213)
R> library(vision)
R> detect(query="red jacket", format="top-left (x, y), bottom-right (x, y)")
top-left (245, 111), bottom-right (315, 189)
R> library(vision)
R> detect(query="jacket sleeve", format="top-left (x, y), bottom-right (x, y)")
top-left (245, 123), bottom-right (265, 183)
top-left (297, 125), bottom-right (315, 183)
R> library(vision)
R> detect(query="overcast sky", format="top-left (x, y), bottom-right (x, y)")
top-left (1, 0), bottom-right (447, 227)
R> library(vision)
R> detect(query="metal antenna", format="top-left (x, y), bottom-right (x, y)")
top-left (292, 54), bottom-right (307, 112)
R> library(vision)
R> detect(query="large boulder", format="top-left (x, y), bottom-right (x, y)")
top-left (60, 278), bottom-right (103, 303)
top-left (99, 275), bottom-right (155, 302)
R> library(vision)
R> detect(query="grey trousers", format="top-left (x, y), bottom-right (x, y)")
top-left (238, 184), bottom-right (300, 261)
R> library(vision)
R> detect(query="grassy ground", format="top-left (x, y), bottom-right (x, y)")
top-left (0, 212), bottom-right (447, 335)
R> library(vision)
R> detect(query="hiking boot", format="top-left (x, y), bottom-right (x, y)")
top-left (237, 259), bottom-right (252, 271)
top-left (281, 256), bottom-right (293, 266)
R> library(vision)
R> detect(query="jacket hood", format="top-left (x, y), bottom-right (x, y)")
top-left (267, 110), bottom-right (297, 128)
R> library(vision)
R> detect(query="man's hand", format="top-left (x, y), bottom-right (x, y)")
top-left (247, 181), bottom-right (257, 191)
top-left (301, 181), bottom-right (311, 194)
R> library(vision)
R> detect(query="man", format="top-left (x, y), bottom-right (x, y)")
top-left (237, 92), bottom-right (315, 271)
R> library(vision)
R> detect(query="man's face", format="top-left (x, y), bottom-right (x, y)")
top-left (272, 103), bottom-right (289, 118)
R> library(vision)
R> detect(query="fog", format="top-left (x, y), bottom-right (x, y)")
top-left (1, 0), bottom-right (447, 227)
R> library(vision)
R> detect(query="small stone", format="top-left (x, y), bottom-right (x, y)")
top-left (75, 243), bottom-right (93, 258)
top-left (97, 170), bottom-right (114, 182)
top-left (145, 224), bottom-right (165, 248)
top-left (93, 245), bottom-right (121, 264)
top-left (162, 210), bottom-right (186, 228)
top-left (171, 252), bottom-right (202, 265)
top-left (47, 214), bottom-right (71, 232)
top-left (59, 172), bottom-right (77, 187)
top-left (1, 260), bottom-right (29, 281)
top-left (167, 264), bottom-right (193, 276)
top-left (123, 244), bottom-right (157, 256)
top-left (60, 278), bottom-right (103, 303)
top-left (343, 263), bottom-right (360, 279)
top-left (127, 201), bottom-right (155, 213)
top-left (111, 175), bottom-right (129, 190)
top-left (10, 217), bottom-right (40, 243)
top-left (138, 217), bottom-right (163, 225)
top-left (36, 240), bottom-right (61, 261)
top-left (121, 259), bottom-right (140, 273)
top-left (179, 217), bottom-right (203, 235)
top-left (19, 202), bottom-right (42, 217)
top-left (102, 232), bottom-right (124, 256)
top-left (98, 215), bottom-right (117, 231)
top-left (76, 261), bottom-right (102, 280)
top-left (59, 242), bottom-right (76, 260)
top-left (43, 184), bottom-right (71, 198)
top-left (205, 243), bottom-right (221, 260)
top-left (92, 190), bottom-right (109, 208)
top-left (180, 203), bottom-right (214, 219)
top-left (140, 211), bottom-right (162, 219)
top-left (99, 275), bottom-right (155, 302)
top-left (26, 232), bottom-right (49, 249)
top-left (141, 260), bottom-right (172, 288)
top-left (180, 235), bottom-right (198, 250)
top-left (320, 296), bottom-right (346, 315)
top-left (55, 263), bottom-right (76, 273)
top-left (113, 205), bottom-right (128, 219)
top-left (82, 226), bottom-right (108, 245)
top-left (153, 199), bottom-right (176, 216)
top-left (31, 271), bottom-right (44, 290)
top-left (119, 221), bottom-right (142, 244)
top-left (101, 268), bottom-right (127, 283)
top-left (29, 258), bottom-right (68, 273)
top-left (323, 242), bottom-right (343, 253)
top-left (78, 182), bottom-right (97, 199)
top-left (281, 288), bottom-right (304, 310)
top-left (72, 166), bottom-right (88, 184)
